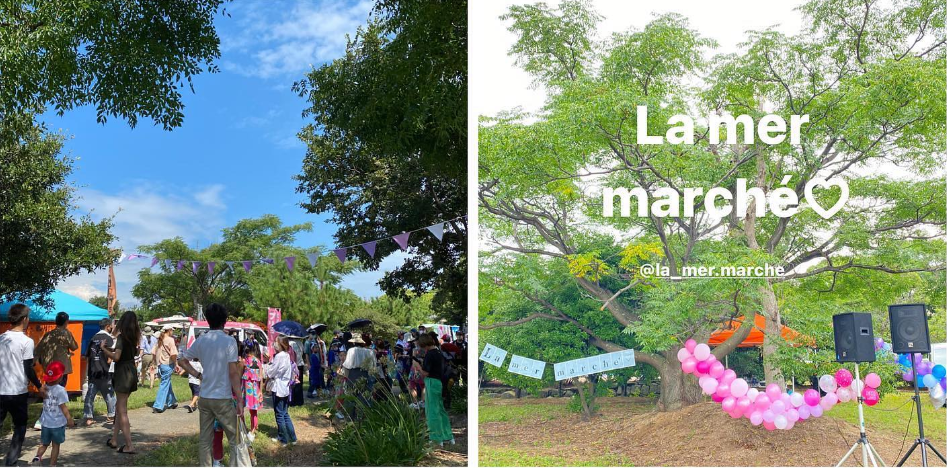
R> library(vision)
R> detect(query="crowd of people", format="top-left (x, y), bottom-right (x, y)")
top-left (0, 302), bottom-right (467, 467)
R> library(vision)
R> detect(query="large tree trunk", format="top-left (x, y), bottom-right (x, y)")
top-left (657, 347), bottom-right (703, 411)
top-left (760, 281), bottom-right (785, 387)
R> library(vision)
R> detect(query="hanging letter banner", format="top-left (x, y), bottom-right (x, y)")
top-left (508, 355), bottom-right (546, 379)
top-left (479, 343), bottom-right (508, 368)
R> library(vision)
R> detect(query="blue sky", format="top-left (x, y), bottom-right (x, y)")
top-left (53, 0), bottom-right (409, 306)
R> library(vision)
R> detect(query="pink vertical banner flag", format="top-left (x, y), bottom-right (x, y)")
top-left (393, 232), bottom-right (411, 251)
top-left (285, 256), bottom-right (295, 271)
top-left (333, 248), bottom-right (346, 263)
top-left (207, 261), bottom-right (216, 276)
top-left (150, 257), bottom-right (159, 268)
top-left (266, 307), bottom-right (282, 360)
top-left (361, 241), bottom-right (377, 258)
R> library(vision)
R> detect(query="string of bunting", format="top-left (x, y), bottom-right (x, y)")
top-left (479, 343), bottom-right (636, 380)
top-left (115, 216), bottom-right (467, 274)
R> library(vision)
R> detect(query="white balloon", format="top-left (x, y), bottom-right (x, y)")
top-left (693, 343), bottom-right (711, 361)
top-left (747, 388), bottom-right (759, 402)
top-left (790, 392), bottom-right (805, 408)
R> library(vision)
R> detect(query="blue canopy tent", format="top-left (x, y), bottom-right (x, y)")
top-left (0, 290), bottom-right (110, 355)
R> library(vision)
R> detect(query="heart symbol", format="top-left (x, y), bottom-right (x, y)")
top-left (804, 177), bottom-right (849, 219)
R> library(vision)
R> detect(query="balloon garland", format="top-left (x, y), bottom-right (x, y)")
top-left (679, 339), bottom-right (843, 431)
top-left (816, 338), bottom-right (946, 409)
top-left (680, 337), bottom-right (946, 431)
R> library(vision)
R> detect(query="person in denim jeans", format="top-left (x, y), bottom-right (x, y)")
top-left (83, 319), bottom-right (116, 425)
top-left (265, 336), bottom-right (296, 445)
top-left (152, 327), bottom-right (178, 413)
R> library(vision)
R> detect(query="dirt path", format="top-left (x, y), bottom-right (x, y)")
top-left (4, 404), bottom-right (200, 467)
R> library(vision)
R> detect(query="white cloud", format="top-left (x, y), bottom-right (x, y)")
top-left (220, 0), bottom-right (373, 79)
top-left (341, 250), bottom-right (412, 299)
top-left (56, 182), bottom-right (230, 307)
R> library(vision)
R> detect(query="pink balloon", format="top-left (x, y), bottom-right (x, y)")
top-left (715, 382), bottom-right (731, 398)
top-left (762, 409), bottom-right (776, 423)
top-left (711, 393), bottom-right (724, 403)
top-left (682, 357), bottom-right (697, 374)
top-left (754, 394), bottom-right (771, 410)
top-left (677, 347), bottom-right (692, 362)
top-left (862, 387), bottom-right (880, 406)
top-left (746, 388), bottom-right (760, 402)
top-left (696, 360), bottom-right (710, 374)
top-left (822, 392), bottom-right (838, 409)
top-left (730, 378), bottom-right (749, 398)
top-left (765, 383), bottom-right (782, 401)
top-left (701, 377), bottom-right (718, 395)
top-left (864, 373), bottom-right (881, 389)
top-left (810, 404), bottom-right (823, 417)
top-left (685, 339), bottom-right (697, 352)
top-left (763, 421), bottom-right (776, 431)
top-left (729, 408), bottom-right (743, 419)
top-left (786, 408), bottom-right (799, 423)
top-left (750, 410), bottom-right (763, 426)
top-left (803, 389), bottom-right (821, 406)
top-left (798, 405), bottom-right (810, 420)
top-left (780, 393), bottom-right (792, 406)
top-left (693, 343), bottom-right (711, 361)
top-left (722, 369), bottom-right (737, 384)
top-left (835, 368), bottom-right (853, 387)
top-left (736, 396), bottom-right (752, 413)
top-left (837, 387), bottom-right (853, 403)
top-left (709, 361), bottom-right (725, 378)
top-left (706, 353), bottom-right (717, 364)
top-left (722, 396), bottom-right (736, 412)
top-left (771, 400), bottom-right (786, 414)
top-left (785, 420), bottom-right (795, 430)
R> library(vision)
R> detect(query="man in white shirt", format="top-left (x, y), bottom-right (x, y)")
top-left (178, 303), bottom-right (250, 467)
top-left (0, 304), bottom-right (44, 466)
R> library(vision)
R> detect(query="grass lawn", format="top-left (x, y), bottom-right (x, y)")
top-left (1, 375), bottom-right (191, 436)
top-left (480, 448), bottom-right (631, 467)
top-left (479, 402), bottom-right (569, 424)
top-left (135, 402), bottom-right (329, 466)
top-left (828, 391), bottom-right (946, 442)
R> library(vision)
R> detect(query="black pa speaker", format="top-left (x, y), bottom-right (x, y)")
top-left (833, 313), bottom-right (876, 363)
top-left (888, 303), bottom-right (931, 354)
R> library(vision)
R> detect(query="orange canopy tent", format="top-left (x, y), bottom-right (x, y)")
top-left (708, 314), bottom-right (810, 348)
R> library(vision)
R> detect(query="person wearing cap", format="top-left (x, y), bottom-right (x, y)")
top-left (152, 326), bottom-right (179, 413)
top-left (30, 361), bottom-right (75, 466)
top-left (35, 312), bottom-right (79, 388)
top-left (139, 326), bottom-right (158, 388)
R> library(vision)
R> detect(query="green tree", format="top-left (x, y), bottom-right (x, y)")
top-left (0, 0), bottom-right (226, 131)
top-left (293, 0), bottom-right (467, 324)
top-left (0, 124), bottom-right (116, 305)
top-left (367, 293), bottom-right (437, 327)
top-left (87, 295), bottom-right (120, 315)
top-left (479, 0), bottom-right (945, 410)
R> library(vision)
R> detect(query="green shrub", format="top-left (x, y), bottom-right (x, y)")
top-left (449, 382), bottom-right (467, 414)
top-left (324, 389), bottom-right (431, 466)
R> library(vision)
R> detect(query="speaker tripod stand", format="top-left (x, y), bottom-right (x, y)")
top-left (895, 358), bottom-right (947, 467)
top-left (837, 363), bottom-right (886, 467)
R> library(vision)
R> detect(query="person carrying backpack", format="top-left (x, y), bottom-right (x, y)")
top-left (83, 318), bottom-right (116, 426)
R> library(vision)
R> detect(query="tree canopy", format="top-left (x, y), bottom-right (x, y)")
top-left (293, 0), bottom-right (467, 324)
top-left (479, 0), bottom-right (945, 411)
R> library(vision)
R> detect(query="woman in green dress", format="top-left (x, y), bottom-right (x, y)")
top-left (100, 311), bottom-right (141, 454)
top-left (418, 333), bottom-right (453, 445)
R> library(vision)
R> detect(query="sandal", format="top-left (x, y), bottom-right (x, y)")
top-left (118, 445), bottom-right (137, 455)
top-left (106, 438), bottom-right (118, 449)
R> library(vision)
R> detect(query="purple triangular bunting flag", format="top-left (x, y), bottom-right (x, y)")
top-left (333, 248), bottom-right (346, 263)
top-left (176, 260), bottom-right (185, 272)
top-left (150, 257), bottom-right (159, 268)
top-left (285, 256), bottom-right (295, 271)
top-left (242, 261), bottom-right (252, 272)
top-left (192, 261), bottom-right (200, 274)
top-left (393, 232), bottom-right (411, 251)
top-left (306, 253), bottom-right (318, 267)
top-left (165, 259), bottom-right (172, 270)
top-left (263, 258), bottom-right (274, 265)
top-left (427, 223), bottom-right (445, 241)
top-left (361, 241), bottom-right (377, 258)
top-left (208, 261), bottom-right (216, 276)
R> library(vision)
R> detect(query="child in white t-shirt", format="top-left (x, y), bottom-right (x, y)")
top-left (182, 359), bottom-right (203, 413)
top-left (32, 361), bottom-right (75, 466)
